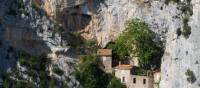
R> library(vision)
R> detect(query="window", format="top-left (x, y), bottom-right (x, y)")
top-left (133, 78), bottom-right (136, 83)
top-left (143, 79), bottom-right (146, 84)
top-left (122, 77), bottom-right (125, 82)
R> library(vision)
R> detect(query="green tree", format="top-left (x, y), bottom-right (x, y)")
top-left (107, 76), bottom-right (126, 88)
top-left (108, 19), bottom-right (161, 68)
top-left (75, 55), bottom-right (125, 88)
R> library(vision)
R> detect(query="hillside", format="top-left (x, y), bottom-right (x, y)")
top-left (0, 0), bottom-right (200, 88)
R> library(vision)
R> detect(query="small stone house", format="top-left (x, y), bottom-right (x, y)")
top-left (97, 49), bottom-right (160, 88)
top-left (97, 49), bottom-right (112, 73)
top-left (115, 65), bottom-right (154, 88)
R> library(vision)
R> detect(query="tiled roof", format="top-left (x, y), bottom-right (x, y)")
top-left (97, 49), bottom-right (112, 56)
top-left (115, 64), bottom-right (133, 70)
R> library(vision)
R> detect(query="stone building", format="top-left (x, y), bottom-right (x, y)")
top-left (97, 49), bottom-right (112, 73)
top-left (115, 64), bottom-right (154, 88)
top-left (97, 49), bottom-right (160, 88)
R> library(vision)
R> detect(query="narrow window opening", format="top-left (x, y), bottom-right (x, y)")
top-left (133, 78), bottom-right (136, 83)
top-left (122, 77), bottom-right (125, 82)
top-left (143, 79), bottom-right (146, 84)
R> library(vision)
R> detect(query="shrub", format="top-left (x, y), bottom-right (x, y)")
top-left (176, 28), bottom-right (182, 37)
top-left (18, 52), bottom-right (51, 87)
top-left (54, 25), bottom-right (65, 34)
top-left (182, 24), bottom-right (191, 38)
top-left (181, 5), bottom-right (193, 16)
top-left (68, 32), bottom-right (98, 54)
top-left (107, 77), bottom-right (126, 88)
top-left (53, 65), bottom-right (64, 76)
top-left (17, 0), bottom-right (25, 14)
top-left (32, 0), bottom-right (42, 10)
top-left (183, 16), bottom-right (189, 25)
top-left (133, 67), bottom-right (147, 75)
top-left (165, 0), bottom-right (181, 5)
top-left (180, 0), bottom-right (193, 39)
top-left (185, 69), bottom-right (196, 83)
top-left (108, 19), bottom-right (161, 68)
top-left (84, 40), bottom-right (98, 54)
top-left (74, 55), bottom-right (126, 88)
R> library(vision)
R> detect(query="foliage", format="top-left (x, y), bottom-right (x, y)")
top-left (17, 52), bottom-right (52, 87)
top-left (165, 0), bottom-right (193, 39)
top-left (17, 0), bottom-right (25, 14)
top-left (84, 40), bottom-right (98, 54)
top-left (107, 77), bottom-right (126, 88)
top-left (133, 67), bottom-right (147, 76)
top-left (165, 0), bottom-right (181, 5)
top-left (108, 19), bottom-right (161, 68)
top-left (74, 55), bottom-right (125, 88)
top-left (0, 52), bottom-right (63, 88)
top-left (67, 32), bottom-right (84, 48)
top-left (182, 23), bottom-right (191, 38)
top-left (1, 71), bottom-right (35, 88)
top-left (176, 28), bottom-right (182, 37)
top-left (19, 53), bottom-right (50, 71)
top-left (68, 32), bottom-right (98, 54)
top-left (54, 25), bottom-right (65, 34)
top-left (53, 65), bottom-right (64, 76)
top-left (181, 4), bottom-right (192, 39)
top-left (32, 0), bottom-right (42, 10)
top-left (185, 69), bottom-right (196, 83)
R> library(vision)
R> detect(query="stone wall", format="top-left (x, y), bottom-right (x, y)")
top-left (99, 56), bottom-right (112, 73)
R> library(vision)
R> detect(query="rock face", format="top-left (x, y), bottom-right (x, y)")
top-left (1, 0), bottom-right (200, 88)
top-left (0, 0), bottom-right (79, 87)
top-left (59, 0), bottom-right (200, 88)
top-left (160, 0), bottom-right (200, 88)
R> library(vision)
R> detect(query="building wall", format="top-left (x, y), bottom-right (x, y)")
top-left (115, 69), bottom-right (131, 85)
top-left (128, 75), bottom-right (154, 88)
top-left (153, 72), bottom-right (161, 83)
top-left (115, 69), bottom-right (154, 88)
top-left (100, 56), bottom-right (112, 73)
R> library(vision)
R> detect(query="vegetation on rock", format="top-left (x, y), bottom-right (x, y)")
top-left (53, 65), bottom-right (64, 76)
top-left (176, 28), bottom-right (182, 37)
top-left (166, 0), bottom-right (193, 39)
top-left (165, 0), bottom-right (181, 5)
top-left (108, 19), bottom-right (162, 69)
top-left (74, 55), bottom-right (126, 88)
top-left (185, 69), bottom-right (196, 83)
top-left (0, 52), bottom-right (66, 88)
top-left (17, 0), bottom-right (25, 14)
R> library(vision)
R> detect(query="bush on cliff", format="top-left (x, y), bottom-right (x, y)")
top-left (108, 19), bottom-right (162, 69)
top-left (74, 55), bottom-right (126, 88)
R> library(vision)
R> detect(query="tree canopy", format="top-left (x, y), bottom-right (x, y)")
top-left (108, 19), bottom-right (162, 68)
top-left (74, 55), bottom-right (126, 88)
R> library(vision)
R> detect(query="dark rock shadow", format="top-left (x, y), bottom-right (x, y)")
top-left (149, 31), bottom-right (165, 70)
top-left (0, 0), bottom-right (53, 71)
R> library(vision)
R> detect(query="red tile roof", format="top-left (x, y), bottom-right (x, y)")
top-left (97, 49), bottom-right (112, 56)
top-left (115, 64), bottom-right (133, 70)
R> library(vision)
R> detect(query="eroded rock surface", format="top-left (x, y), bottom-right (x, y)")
top-left (1, 0), bottom-right (200, 88)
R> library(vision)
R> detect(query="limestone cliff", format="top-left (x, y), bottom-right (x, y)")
top-left (0, 0), bottom-right (200, 88)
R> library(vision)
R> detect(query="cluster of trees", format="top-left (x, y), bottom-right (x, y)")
top-left (74, 55), bottom-right (126, 88)
top-left (1, 52), bottom-right (61, 88)
top-left (108, 19), bottom-right (162, 69)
